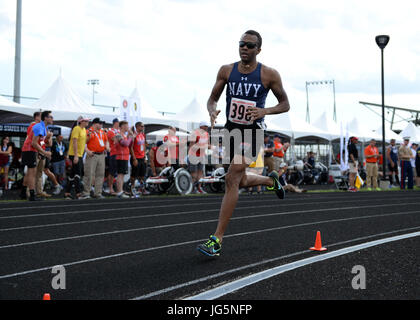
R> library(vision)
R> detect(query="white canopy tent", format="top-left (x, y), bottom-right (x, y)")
top-left (347, 117), bottom-right (383, 142)
top-left (32, 74), bottom-right (100, 121)
top-left (373, 126), bottom-right (404, 143)
top-left (399, 122), bottom-right (420, 143)
top-left (0, 95), bottom-right (40, 119)
top-left (265, 111), bottom-right (331, 140)
top-left (312, 112), bottom-right (342, 141)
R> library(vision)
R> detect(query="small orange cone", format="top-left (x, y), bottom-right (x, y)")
top-left (42, 293), bottom-right (51, 300)
top-left (309, 231), bottom-right (327, 251)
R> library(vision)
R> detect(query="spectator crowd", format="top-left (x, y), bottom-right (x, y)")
top-left (1, 110), bottom-right (419, 200)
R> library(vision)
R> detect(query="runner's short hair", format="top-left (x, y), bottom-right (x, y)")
top-left (119, 121), bottom-right (128, 127)
top-left (244, 30), bottom-right (262, 48)
top-left (41, 110), bottom-right (52, 121)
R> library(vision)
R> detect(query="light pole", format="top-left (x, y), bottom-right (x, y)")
top-left (87, 79), bottom-right (99, 105)
top-left (13, 0), bottom-right (22, 104)
top-left (375, 35), bottom-right (390, 181)
top-left (305, 80), bottom-right (337, 123)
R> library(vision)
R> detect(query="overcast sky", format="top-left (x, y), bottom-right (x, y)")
top-left (1, 0), bottom-right (420, 130)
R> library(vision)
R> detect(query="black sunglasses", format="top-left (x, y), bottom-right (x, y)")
top-left (239, 41), bottom-right (258, 49)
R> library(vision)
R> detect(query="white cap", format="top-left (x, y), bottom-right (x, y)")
top-left (77, 115), bottom-right (91, 123)
top-left (199, 121), bottom-right (210, 127)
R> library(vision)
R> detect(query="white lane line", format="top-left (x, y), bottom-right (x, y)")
top-left (131, 225), bottom-right (420, 300)
top-left (185, 231), bottom-right (420, 300)
top-left (2, 196), bottom-right (414, 231)
top-left (0, 210), bottom-right (419, 279)
top-left (1, 193), bottom-right (417, 218)
top-left (1, 203), bottom-right (419, 249)
top-left (0, 191), bottom-right (393, 211)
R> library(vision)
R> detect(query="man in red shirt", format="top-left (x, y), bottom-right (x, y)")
top-left (149, 141), bottom-right (166, 176)
top-left (130, 121), bottom-right (148, 195)
top-left (188, 121), bottom-right (210, 193)
top-left (106, 118), bottom-right (120, 195)
top-left (163, 126), bottom-right (180, 169)
top-left (364, 139), bottom-right (380, 190)
top-left (21, 111), bottom-right (53, 201)
top-left (114, 121), bottom-right (134, 198)
top-left (20, 112), bottom-right (41, 199)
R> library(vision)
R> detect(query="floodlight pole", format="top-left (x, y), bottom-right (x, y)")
top-left (375, 35), bottom-right (390, 182)
top-left (13, 0), bottom-right (22, 103)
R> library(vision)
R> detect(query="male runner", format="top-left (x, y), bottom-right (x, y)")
top-left (197, 30), bottom-right (290, 256)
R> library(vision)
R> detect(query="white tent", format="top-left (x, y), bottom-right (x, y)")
top-left (373, 126), bottom-right (404, 143)
top-left (265, 111), bottom-right (331, 140)
top-left (347, 117), bottom-right (382, 142)
top-left (172, 97), bottom-right (217, 131)
top-left (399, 122), bottom-right (420, 143)
top-left (32, 74), bottom-right (100, 120)
top-left (0, 95), bottom-right (40, 118)
top-left (129, 88), bottom-right (164, 119)
top-left (312, 112), bottom-right (342, 141)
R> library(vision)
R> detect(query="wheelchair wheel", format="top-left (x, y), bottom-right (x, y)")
top-left (169, 168), bottom-right (193, 195)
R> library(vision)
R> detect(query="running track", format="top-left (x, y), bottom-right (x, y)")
top-left (0, 191), bottom-right (419, 300)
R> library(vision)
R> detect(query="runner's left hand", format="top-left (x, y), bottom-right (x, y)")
top-left (246, 107), bottom-right (266, 121)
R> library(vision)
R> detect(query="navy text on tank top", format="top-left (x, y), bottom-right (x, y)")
top-left (226, 62), bottom-right (269, 126)
top-left (389, 145), bottom-right (398, 163)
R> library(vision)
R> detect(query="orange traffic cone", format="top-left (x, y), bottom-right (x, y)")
top-left (309, 231), bottom-right (327, 251)
top-left (43, 293), bottom-right (51, 300)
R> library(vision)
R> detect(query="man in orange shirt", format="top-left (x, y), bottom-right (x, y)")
top-left (273, 135), bottom-right (289, 172)
top-left (364, 139), bottom-right (380, 190)
top-left (81, 118), bottom-right (109, 199)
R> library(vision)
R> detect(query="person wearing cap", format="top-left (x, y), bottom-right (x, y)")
top-left (130, 121), bottom-right (148, 196)
top-left (273, 135), bottom-right (289, 172)
top-left (263, 134), bottom-right (275, 174)
top-left (348, 136), bottom-right (359, 192)
top-left (364, 139), bottom-right (380, 191)
top-left (106, 118), bottom-right (120, 195)
top-left (80, 118), bottom-right (109, 199)
top-left (386, 138), bottom-right (400, 187)
top-left (64, 115), bottom-right (90, 199)
top-left (188, 121), bottom-right (210, 194)
top-left (398, 137), bottom-right (414, 190)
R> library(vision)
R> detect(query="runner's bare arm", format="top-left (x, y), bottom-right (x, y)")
top-left (263, 68), bottom-right (290, 115)
top-left (207, 65), bottom-right (230, 127)
top-left (246, 67), bottom-right (290, 121)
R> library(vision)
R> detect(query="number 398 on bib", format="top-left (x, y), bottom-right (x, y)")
top-left (228, 98), bottom-right (255, 125)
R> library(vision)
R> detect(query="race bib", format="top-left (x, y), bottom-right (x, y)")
top-left (228, 98), bottom-right (255, 125)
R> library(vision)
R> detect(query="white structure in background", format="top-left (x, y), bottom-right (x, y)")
top-left (312, 112), bottom-right (342, 141)
top-left (172, 97), bottom-right (217, 132)
top-left (32, 73), bottom-right (100, 120)
top-left (373, 126), bottom-right (403, 143)
top-left (399, 122), bottom-right (420, 143)
top-left (0, 94), bottom-right (39, 117)
top-left (347, 117), bottom-right (382, 142)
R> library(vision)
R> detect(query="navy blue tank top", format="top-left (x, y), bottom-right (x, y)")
top-left (225, 62), bottom-right (269, 126)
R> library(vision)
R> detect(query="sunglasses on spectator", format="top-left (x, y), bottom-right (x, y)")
top-left (239, 41), bottom-right (258, 49)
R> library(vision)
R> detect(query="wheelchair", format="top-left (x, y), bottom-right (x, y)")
top-left (145, 166), bottom-right (193, 195)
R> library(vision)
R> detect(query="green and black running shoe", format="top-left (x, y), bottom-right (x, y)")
top-left (267, 171), bottom-right (286, 199)
top-left (197, 235), bottom-right (222, 257)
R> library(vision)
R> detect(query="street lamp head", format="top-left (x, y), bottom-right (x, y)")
top-left (375, 35), bottom-right (390, 49)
